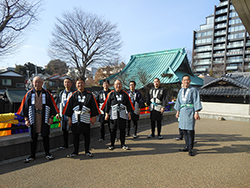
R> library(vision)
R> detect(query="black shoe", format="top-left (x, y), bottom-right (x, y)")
top-left (125, 134), bottom-right (130, 137)
top-left (86, 152), bottom-right (93, 157)
top-left (45, 154), bottom-right (54, 160)
top-left (132, 134), bottom-right (138, 139)
top-left (189, 149), bottom-right (194, 156)
top-left (57, 146), bottom-right (67, 150)
top-left (147, 134), bottom-right (155, 138)
top-left (98, 138), bottom-right (104, 142)
top-left (179, 147), bottom-right (188, 152)
top-left (174, 137), bottom-right (183, 141)
top-left (24, 156), bottom-right (35, 163)
top-left (108, 145), bottom-right (114, 150)
top-left (158, 135), bottom-right (163, 139)
top-left (67, 153), bottom-right (78, 158)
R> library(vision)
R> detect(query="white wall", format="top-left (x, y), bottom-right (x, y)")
top-left (201, 102), bottom-right (250, 116)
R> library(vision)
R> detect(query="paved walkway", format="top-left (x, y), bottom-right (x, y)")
top-left (0, 118), bottom-right (250, 188)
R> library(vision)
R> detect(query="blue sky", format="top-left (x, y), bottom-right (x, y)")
top-left (0, 0), bottom-right (219, 68)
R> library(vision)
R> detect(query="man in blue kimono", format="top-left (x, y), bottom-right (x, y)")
top-left (126, 81), bottom-right (145, 138)
top-left (174, 75), bottom-right (202, 156)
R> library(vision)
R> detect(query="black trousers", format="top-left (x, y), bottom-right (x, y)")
top-left (100, 121), bottom-right (110, 140)
top-left (30, 133), bottom-right (50, 157)
top-left (178, 128), bottom-right (184, 139)
top-left (62, 128), bottom-right (69, 147)
top-left (183, 130), bottom-right (194, 150)
top-left (127, 119), bottom-right (138, 135)
top-left (150, 120), bottom-right (162, 136)
top-left (72, 132), bottom-right (90, 154)
top-left (110, 128), bottom-right (125, 147)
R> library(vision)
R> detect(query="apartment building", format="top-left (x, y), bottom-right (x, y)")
top-left (192, 0), bottom-right (250, 76)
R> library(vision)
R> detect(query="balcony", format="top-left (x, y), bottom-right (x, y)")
top-left (214, 39), bottom-right (226, 43)
top-left (215, 9), bottom-right (228, 15)
top-left (194, 54), bottom-right (212, 59)
top-left (226, 59), bottom-right (243, 63)
top-left (215, 24), bottom-right (227, 29)
top-left (245, 58), bottom-right (250, 62)
top-left (195, 68), bottom-right (207, 72)
top-left (215, 17), bottom-right (227, 23)
top-left (226, 66), bottom-right (238, 70)
top-left (245, 50), bottom-right (250, 54)
top-left (213, 53), bottom-right (225, 57)
top-left (214, 45), bottom-right (225, 50)
top-left (226, 51), bottom-right (243, 56)
top-left (246, 42), bottom-right (250, 47)
top-left (217, 1), bottom-right (228, 7)
top-left (214, 31), bottom-right (226, 36)
top-left (195, 61), bottom-right (211, 65)
top-left (227, 43), bottom-right (244, 48)
top-left (194, 47), bottom-right (212, 53)
top-left (213, 60), bottom-right (224, 64)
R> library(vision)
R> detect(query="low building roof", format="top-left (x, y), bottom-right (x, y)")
top-left (199, 73), bottom-right (250, 97)
top-left (3, 88), bottom-right (27, 103)
top-left (100, 48), bottom-right (203, 89)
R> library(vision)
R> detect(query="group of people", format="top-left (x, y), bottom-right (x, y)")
top-left (17, 74), bottom-right (202, 163)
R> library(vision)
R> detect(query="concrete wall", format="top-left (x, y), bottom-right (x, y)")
top-left (200, 102), bottom-right (250, 122)
top-left (0, 111), bottom-right (176, 161)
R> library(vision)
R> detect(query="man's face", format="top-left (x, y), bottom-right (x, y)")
top-left (64, 79), bottom-right (72, 90)
top-left (76, 79), bottom-right (85, 92)
top-left (129, 82), bottom-right (135, 92)
top-left (182, 76), bottom-right (191, 88)
top-left (103, 81), bottom-right (110, 90)
top-left (33, 77), bottom-right (43, 91)
top-left (114, 80), bottom-right (122, 92)
top-left (154, 79), bottom-right (160, 88)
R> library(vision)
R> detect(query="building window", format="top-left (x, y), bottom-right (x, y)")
top-left (2, 79), bottom-right (12, 86)
top-left (228, 32), bottom-right (245, 40)
top-left (16, 83), bottom-right (25, 87)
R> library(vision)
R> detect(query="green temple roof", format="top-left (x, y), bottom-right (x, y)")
top-left (101, 48), bottom-right (203, 89)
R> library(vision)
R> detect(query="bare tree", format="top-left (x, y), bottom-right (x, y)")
top-left (0, 0), bottom-right (43, 58)
top-left (48, 8), bottom-right (122, 77)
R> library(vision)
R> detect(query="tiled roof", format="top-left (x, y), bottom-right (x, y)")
top-left (199, 75), bottom-right (250, 96)
top-left (100, 48), bottom-right (203, 89)
top-left (4, 88), bottom-right (27, 103)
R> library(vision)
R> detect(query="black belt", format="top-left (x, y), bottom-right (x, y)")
top-left (35, 109), bottom-right (42, 114)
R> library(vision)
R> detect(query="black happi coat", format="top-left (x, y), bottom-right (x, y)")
top-left (96, 89), bottom-right (111, 124)
top-left (17, 88), bottom-right (59, 137)
top-left (63, 90), bottom-right (100, 134)
top-left (147, 87), bottom-right (168, 121)
top-left (102, 90), bottom-right (134, 129)
top-left (127, 89), bottom-right (145, 121)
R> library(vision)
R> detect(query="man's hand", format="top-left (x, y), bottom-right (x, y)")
top-left (175, 111), bottom-right (180, 119)
top-left (68, 117), bottom-right (72, 127)
top-left (128, 112), bottom-right (131, 120)
top-left (105, 113), bottom-right (109, 121)
top-left (91, 116), bottom-right (96, 125)
top-left (138, 109), bottom-right (141, 115)
top-left (194, 112), bottom-right (200, 120)
top-left (161, 108), bottom-right (165, 114)
top-left (25, 119), bottom-right (31, 127)
top-left (49, 117), bottom-right (54, 125)
top-left (56, 114), bottom-right (60, 119)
